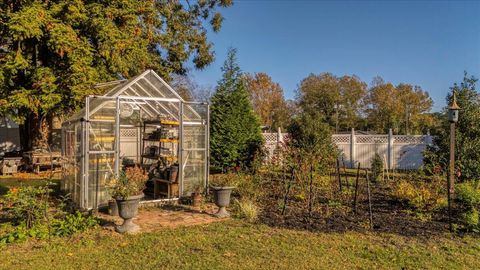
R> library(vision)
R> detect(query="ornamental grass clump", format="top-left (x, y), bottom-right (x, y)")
top-left (233, 198), bottom-right (258, 223)
top-left (107, 166), bottom-right (148, 199)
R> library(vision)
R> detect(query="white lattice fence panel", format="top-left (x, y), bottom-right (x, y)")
top-left (332, 135), bottom-right (350, 144)
top-left (263, 132), bottom-right (430, 169)
top-left (262, 133), bottom-right (289, 160)
top-left (120, 128), bottom-right (139, 161)
top-left (393, 135), bottom-right (427, 144)
top-left (356, 135), bottom-right (388, 144)
top-left (262, 133), bottom-right (277, 144)
top-left (120, 128), bottom-right (137, 137)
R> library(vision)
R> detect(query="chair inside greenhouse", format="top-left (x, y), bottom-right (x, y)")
top-left (61, 70), bottom-right (209, 209)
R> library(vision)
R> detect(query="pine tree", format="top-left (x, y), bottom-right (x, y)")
top-left (210, 48), bottom-right (263, 170)
top-left (0, 0), bottom-right (232, 150)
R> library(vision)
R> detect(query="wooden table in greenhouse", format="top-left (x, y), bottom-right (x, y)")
top-left (153, 178), bottom-right (179, 199)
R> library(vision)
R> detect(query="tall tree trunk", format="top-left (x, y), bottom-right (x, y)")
top-left (19, 113), bottom-right (50, 151)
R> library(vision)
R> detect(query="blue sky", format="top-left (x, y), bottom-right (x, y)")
top-left (189, 0), bottom-right (480, 111)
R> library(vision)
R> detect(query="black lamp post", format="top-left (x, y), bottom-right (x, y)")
top-left (447, 91), bottom-right (460, 232)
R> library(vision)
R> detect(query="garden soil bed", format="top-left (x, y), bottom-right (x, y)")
top-left (259, 183), bottom-right (448, 237)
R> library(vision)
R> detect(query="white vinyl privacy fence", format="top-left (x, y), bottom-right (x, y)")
top-left (262, 129), bottom-right (432, 170)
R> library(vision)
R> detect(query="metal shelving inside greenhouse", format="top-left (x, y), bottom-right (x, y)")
top-left (61, 70), bottom-right (209, 209)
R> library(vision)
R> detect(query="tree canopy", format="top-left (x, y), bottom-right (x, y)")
top-left (210, 48), bottom-right (263, 170)
top-left (295, 73), bottom-right (434, 134)
top-left (296, 73), bottom-right (367, 132)
top-left (365, 77), bottom-right (433, 134)
top-left (244, 72), bottom-right (290, 131)
top-left (0, 0), bottom-right (232, 149)
top-left (424, 73), bottom-right (480, 180)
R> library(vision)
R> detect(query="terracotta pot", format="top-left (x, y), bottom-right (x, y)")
top-left (211, 186), bottom-right (234, 218)
top-left (191, 192), bottom-right (203, 207)
top-left (115, 194), bottom-right (144, 233)
top-left (169, 166), bottom-right (178, 182)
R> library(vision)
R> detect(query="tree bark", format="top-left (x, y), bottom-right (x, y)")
top-left (19, 113), bottom-right (50, 151)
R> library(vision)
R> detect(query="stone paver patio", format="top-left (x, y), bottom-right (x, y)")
top-left (98, 203), bottom-right (223, 232)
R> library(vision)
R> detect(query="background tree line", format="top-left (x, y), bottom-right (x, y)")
top-left (242, 72), bottom-right (435, 135)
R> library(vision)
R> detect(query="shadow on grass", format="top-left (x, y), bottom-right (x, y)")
top-left (0, 184), bottom-right (9, 195)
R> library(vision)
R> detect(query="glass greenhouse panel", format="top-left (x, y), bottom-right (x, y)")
top-left (182, 150), bottom-right (206, 195)
top-left (88, 153), bottom-right (115, 209)
top-left (62, 70), bottom-right (209, 210)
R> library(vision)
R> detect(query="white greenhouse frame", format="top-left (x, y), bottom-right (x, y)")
top-left (61, 70), bottom-right (209, 209)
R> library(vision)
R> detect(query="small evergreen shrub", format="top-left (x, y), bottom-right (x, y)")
top-left (371, 153), bottom-right (384, 182)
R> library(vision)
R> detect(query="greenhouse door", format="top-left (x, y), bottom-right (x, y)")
top-left (84, 96), bottom-right (119, 209)
top-left (180, 102), bottom-right (209, 195)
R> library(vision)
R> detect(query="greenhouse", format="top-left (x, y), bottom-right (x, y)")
top-left (61, 70), bottom-right (209, 210)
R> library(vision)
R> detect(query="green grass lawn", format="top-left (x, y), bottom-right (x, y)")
top-left (1, 220), bottom-right (479, 270)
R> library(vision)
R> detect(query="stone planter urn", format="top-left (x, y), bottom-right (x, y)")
top-left (212, 186), bottom-right (234, 218)
top-left (115, 194), bottom-right (143, 233)
top-left (108, 199), bottom-right (118, 216)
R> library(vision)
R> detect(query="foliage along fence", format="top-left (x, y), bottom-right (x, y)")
top-left (262, 129), bottom-right (432, 170)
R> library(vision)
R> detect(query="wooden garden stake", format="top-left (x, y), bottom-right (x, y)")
top-left (365, 169), bottom-right (373, 230)
top-left (353, 162), bottom-right (361, 214)
top-left (383, 154), bottom-right (390, 181)
top-left (281, 168), bottom-right (295, 216)
top-left (336, 159), bottom-right (342, 192)
top-left (308, 163), bottom-right (314, 215)
top-left (342, 157), bottom-right (349, 189)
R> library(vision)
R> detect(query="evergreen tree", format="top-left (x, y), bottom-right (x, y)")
top-left (210, 48), bottom-right (262, 170)
top-left (424, 73), bottom-right (480, 180)
top-left (0, 0), bottom-right (232, 150)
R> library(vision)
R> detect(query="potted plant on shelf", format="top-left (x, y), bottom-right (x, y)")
top-left (191, 181), bottom-right (204, 208)
top-left (210, 174), bottom-right (236, 218)
top-left (106, 166), bottom-right (148, 233)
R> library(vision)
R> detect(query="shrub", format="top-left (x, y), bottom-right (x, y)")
top-left (3, 186), bottom-right (50, 228)
top-left (371, 153), bottom-right (383, 182)
top-left (0, 223), bottom-right (49, 244)
top-left (211, 173), bottom-right (262, 200)
top-left (394, 180), bottom-right (436, 210)
top-left (395, 181), bottom-right (416, 203)
top-left (233, 198), bottom-right (258, 222)
top-left (456, 181), bottom-right (480, 207)
top-left (210, 173), bottom-right (238, 187)
top-left (464, 208), bottom-right (480, 232)
top-left (51, 211), bottom-right (98, 237)
top-left (0, 186), bottom-right (98, 245)
top-left (107, 166), bottom-right (148, 198)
